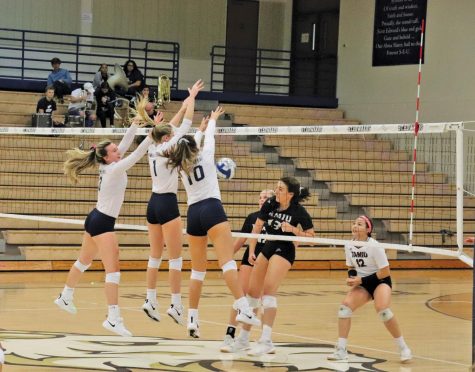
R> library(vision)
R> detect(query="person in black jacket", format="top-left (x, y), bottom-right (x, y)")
top-left (95, 82), bottom-right (116, 128)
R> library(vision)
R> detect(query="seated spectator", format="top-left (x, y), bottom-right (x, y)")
top-left (47, 57), bottom-right (72, 103)
top-left (123, 59), bottom-right (145, 97)
top-left (68, 82), bottom-right (97, 127)
top-left (36, 85), bottom-right (64, 127)
top-left (93, 63), bottom-right (110, 90)
top-left (95, 82), bottom-right (116, 128)
top-left (130, 86), bottom-right (154, 109)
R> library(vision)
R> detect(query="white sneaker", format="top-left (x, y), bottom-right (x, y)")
top-left (142, 299), bottom-right (160, 322)
top-left (187, 316), bottom-right (200, 338)
top-left (54, 294), bottom-right (77, 314)
top-left (247, 339), bottom-right (275, 356)
top-left (221, 337), bottom-right (251, 353)
top-left (400, 347), bottom-right (412, 363)
top-left (327, 347), bottom-right (348, 361)
top-left (236, 308), bottom-right (261, 327)
top-left (102, 317), bottom-right (132, 337)
top-left (167, 304), bottom-right (185, 325)
top-left (220, 334), bottom-right (234, 352)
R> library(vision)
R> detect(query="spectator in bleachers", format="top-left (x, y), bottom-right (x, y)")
top-left (47, 57), bottom-right (72, 103)
top-left (68, 82), bottom-right (97, 127)
top-left (123, 59), bottom-right (144, 97)
top-left (36, 85), bottom-right (65, 128)
top-left (93, 63), bottom-right (110, 90)
top-left (95, 82), bottom-right (116, 128)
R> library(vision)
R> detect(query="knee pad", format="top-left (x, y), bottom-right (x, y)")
top-left (338, 304), bottom-right (352, 318)
top-left (148, 256), bottom-right (162, 269)
top-left (105, 272), bottom-right (121, 284)
top-left (73, 260), bottom-right (91, 273)
top-left (378, 308), bottom-right (394, 322)
top-left (168, 257), bottom-right (183, 271)
top-left (221, 260), bottom-right (237, 273)
top-left (262, 295), bottom-right (277, 309)
top-left (190, 270), bottom-right (206, 281)
top-left (247, 295), bottom-right (260, 309)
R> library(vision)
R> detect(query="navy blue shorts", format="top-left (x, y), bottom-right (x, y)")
top-left (186, 198), bottom-right (228, 236)
top-left (241, 244), bottom-right (264, 266)
top-left (261, 242), bottom-right (296, 265)
top-left (361, 276), bottom-right (392, 299)
top-left (146, 192), bottom-right (180, 225)
top-left (84, 208), bottom-right (116, 237)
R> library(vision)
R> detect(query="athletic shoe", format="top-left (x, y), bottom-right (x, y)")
top-left (220, 334), bottom-right (234, 352)
top-left (102, 317), bottom-right (132, 337)
top-left (327, 347), bottom-right (348, 361)
top-left (400, 347), bottom-right (412, 363)
top-left (236, 308), bottom-right (261, 327)
top-left (221, 337), bottom-right (251, 353)
top-left (142, 299), bottom-right (160, 322)
top-left (166, 304), bottom-right (185, 325)
top-left (187, 316), bottom-right (200, 338)
top-left (54, 294), bottom-right (77, 314)
top-left (247, 339), bottom-right (275, 356)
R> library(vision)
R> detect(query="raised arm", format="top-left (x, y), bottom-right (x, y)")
top-left (194, 115), bottom-right (209, 148)
top-left (112, 134), bottom-right (153, 173)
top-left (202, 106), bottom-right (225, 157)
top-left (117, 121), bottom-right (139, 155)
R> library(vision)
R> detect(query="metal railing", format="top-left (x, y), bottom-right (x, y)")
top-left (0, 28), bottom-right (179, 89)
top-left (210, 45), bottom-right (291, 95)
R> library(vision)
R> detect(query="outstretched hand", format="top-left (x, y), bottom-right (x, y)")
top-left (154, 111), bottom-right (164, 124)
top-left (199, 115), bottom-right (209, 132)
top-left (210, 106), bottom-right (225, 121)
top-left (188, 79), bottom-right (204, 98)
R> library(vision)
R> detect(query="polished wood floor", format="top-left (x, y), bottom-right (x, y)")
top-left (0, 269), bottom-right (471, 371)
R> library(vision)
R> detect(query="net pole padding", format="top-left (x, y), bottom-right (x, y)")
top-left (456, 125), bottom-right (465, 254)
top-left (408, 18), bottom-right (425, 252)
top-left (1, 213), bottom-right (471, 266)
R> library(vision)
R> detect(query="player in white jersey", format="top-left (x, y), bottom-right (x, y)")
top-left (220, 189), bottom-right (274, 351)
top-left (141, 79), bottom-right (204, 324)
top-left (0, 341), bottom-right (4, 369)
top-left (166, 106), bottom-right (260, 338)
top-left (54, 118), bottom-right (155, 337)
top-left (328, 215), bottom-right (412, 363)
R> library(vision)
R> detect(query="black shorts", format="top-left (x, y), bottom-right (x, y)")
top-left (261, 242), bottom-right (296, 265)
top-left (186, 198), bottom-right (228, 236)
top-left (241, 244), bottom-right (264, 267)
top-left (84, 208), bottom-right (116, 237)
top-left (146, 192), bottom-right (180, 225)
top-left (361, 276), bottom-right (392, 299)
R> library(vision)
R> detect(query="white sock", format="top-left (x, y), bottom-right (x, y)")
top-left (395, 336), bottom-right (407, 349)
top-left (337, 337), bottom-right (347, 349)
top-left (61, 285), bottom-right (74, 300)
top-left (238, 328), bottom-right (250, 341)
top-left (108, 305), bottom-right (120, 322)
top-left (188, 308), bottom-right (198, 323)
top-left (171, 293), bottom-right (182, 306)
top-left (146, 289), bottom-right (157, 303)
top-left (260, 324), bottom-right (272, 342)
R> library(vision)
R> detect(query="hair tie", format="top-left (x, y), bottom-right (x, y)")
top-left (299, 186), bottom-right (304, 195)
top-left (178, 137), bottom-right (189, 145)
top-left (359, 215), bottom-right (372, 233)
top-left (90, 144), bottom-right (96, 151)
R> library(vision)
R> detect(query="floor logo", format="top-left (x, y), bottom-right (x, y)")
top-left (0, 330), bottom-right (385, 371)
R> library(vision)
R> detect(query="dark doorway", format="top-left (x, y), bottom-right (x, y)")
top-left (224, 0), bottom-right (259, 93)
top-left (290, 0), bottom-right (339, 98)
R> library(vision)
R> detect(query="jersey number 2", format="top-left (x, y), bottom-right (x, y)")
top-left (187, 165), bottom-right (205, 185)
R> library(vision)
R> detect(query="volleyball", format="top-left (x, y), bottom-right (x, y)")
top-left (216, 157), bottom-right (236, 179)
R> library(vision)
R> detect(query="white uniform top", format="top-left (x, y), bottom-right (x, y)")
top-left (68, 88), bottom-right (94, 111)
top-left (180, 119), bottom-right (220, 205)
top-left (96, 124), bottom-right (153, 218)
top-left (147, 119), bottom-right (192, 194)
top-left (344, 238), bottom-right (389, 277)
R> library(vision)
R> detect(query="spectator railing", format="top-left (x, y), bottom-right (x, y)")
top-left (210, 45), bottom-right (291, 95)
top-left (0, 28), bottom-right (179, 90)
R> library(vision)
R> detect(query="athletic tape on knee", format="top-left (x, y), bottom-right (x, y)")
top-left (338, 304), bottom-right (352, 318)
top-left (247, 295), bottom-right (260, 309)
top-left (148, 256), bottom-right (162, 269)
top-left (262, 295), bottom-right (277, 309)
top-left (190, 269), bottom-right (206, 281)
top-left (378, 308), bottom-right (394, 322)
top-left (221, 260), bottom-right (237, 273)
top-left (168, 257), bottom-right (183, 271)
top-left (73, 259), bottom-right (91, 273)
top-left (105, 271), bottom-right (121, 284)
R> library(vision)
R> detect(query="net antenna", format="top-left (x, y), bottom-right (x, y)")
top-left (408, 19), bottom-right (425, 252)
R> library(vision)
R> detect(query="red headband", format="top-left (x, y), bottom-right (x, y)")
top-left (359, 215), bottom-right (372, 232)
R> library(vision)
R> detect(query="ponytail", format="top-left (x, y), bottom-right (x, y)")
top-left (280, 176), bottom-right (310, 204)
top-left (166, 135), bottom-right (199, 175)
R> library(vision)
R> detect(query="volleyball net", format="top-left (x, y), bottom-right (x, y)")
top-left (0, 122), bottom-right (472, 266)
